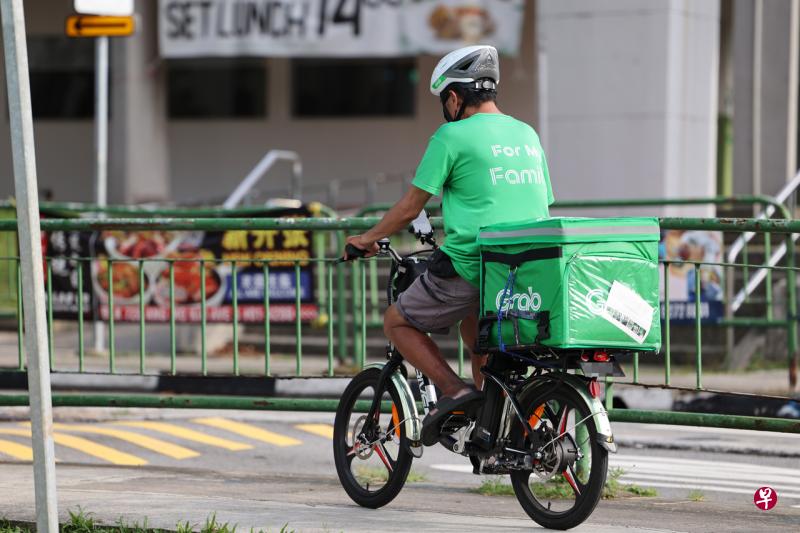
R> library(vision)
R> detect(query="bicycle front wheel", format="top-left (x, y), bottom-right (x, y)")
top-left (333, 367), bottom-right (414, 508)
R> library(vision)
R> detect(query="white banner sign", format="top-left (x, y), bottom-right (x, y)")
top-left (75, 0), bottom-right (134, 16)
top-left (159, 0), bottom-right (525, 58)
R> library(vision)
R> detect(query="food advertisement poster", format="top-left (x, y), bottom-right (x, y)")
top-left (659, 230), bottom-right (724, 323)
top-left (44, 206), bottom-right (317, 323)
top-left (159, 0), bottom-right (526, 58)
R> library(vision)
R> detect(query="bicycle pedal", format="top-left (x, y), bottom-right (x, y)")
top-left (440, 414), bottom-right (471, 434)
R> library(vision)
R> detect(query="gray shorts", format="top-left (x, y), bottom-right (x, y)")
top-left (395, 270), bottom-right (479, 335)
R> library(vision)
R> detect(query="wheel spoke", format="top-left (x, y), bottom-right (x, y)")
top-left (373, 441), bottom-right (394, 473)
top-left (557, 405), bottom-right (570, 435)
top-left (564, 464), bottom-right (582, 495)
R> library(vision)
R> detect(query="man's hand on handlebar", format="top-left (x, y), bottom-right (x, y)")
top-left (343, 235), bottom-right (380, 261)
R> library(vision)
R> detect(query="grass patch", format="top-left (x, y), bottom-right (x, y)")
top-left (624, 484), bottom-right (658, 497)
top-left (743, 357), bottom-right (787, 372)
top-left (355, 465), bottom-right (427, 485)
top-left (687, 489), bottom-right (705, 502)
top-left (0, 519), bottom-right (31, 533)
top-left (474, 477), bottom-right (516, 497)
top-left (473, 467), bottom-right (657, 500)
top-left (406, 469), bottom-right (428, 483)
top-left (603, 467), bottom-right (657, 498)
top-left (1, 509), bottom-right (302, 533)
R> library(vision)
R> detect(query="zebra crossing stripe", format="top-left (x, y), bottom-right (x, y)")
top-left (0, 427), bottom-right (146, 466)
top-left (111, 421), bottom-right (253, 451)
top-left (618, 479), bottom-right (800, 500)
top-left (295, 424), bottom-right (333, 439)
top-left (53, 423), bottom-right (200, 460)
top-left (192, 417), bottom-right (301, 447)
top-left (0, 436), bottom-right (33, 461)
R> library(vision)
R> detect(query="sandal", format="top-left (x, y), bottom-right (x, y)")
top-left (420, 388), bottom-right (484, 446)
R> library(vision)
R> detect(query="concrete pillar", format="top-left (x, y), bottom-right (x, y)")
top-left (110, 0), bottom-right (169, 204)
top-left (733, 0), bottom-right (799, 198)
top-left (537, 1), bottom-right (720, 217)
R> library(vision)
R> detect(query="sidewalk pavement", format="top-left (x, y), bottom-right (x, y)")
top-left (0, 463), bottom-right (797, 533)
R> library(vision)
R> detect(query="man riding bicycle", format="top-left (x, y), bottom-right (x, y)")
top-left (345, 45), bottom-right (555, 446)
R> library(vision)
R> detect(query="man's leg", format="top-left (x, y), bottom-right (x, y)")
top-left (458, 315), bottom-right (487, 390)
top-left (384, 305), bottom-right (469, 398)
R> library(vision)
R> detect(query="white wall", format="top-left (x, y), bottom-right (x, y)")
top-left (0, 0), bottom-right (539, 207)
top-left (0, 0), bottom-right (96, 202)
top-left (166, 3), bottom-right (539, 208)
top-left (733, 0), bottom-right (799, 199)
top-left (538, 0), bottom-right (720, 217)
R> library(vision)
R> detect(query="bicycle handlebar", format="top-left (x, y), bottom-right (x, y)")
top-left (338, 243), bottom-right (368, 263)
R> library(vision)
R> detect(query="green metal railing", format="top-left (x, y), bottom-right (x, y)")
top-left (357, 196), bottom-right (791, 329)
top-left (357, 195), bottom-right (790, 218)
top-left (0, 216), bottom-right (798, 434)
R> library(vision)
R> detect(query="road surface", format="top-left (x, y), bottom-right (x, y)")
top-left (0, 407), bottom-right (797, 532)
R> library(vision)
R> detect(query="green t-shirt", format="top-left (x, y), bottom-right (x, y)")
top-left (412, 113), bottom-right (554, 286)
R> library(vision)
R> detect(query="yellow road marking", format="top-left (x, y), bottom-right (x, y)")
top-left (0, 437), bottom-right (33, 461)
top-left (193, 417), bottom-right (301, 447)
top-left (295, 424), bottom-right (333, 439)
top-left (53, 424), bottom-right (200, 460)
top-left (112, 421), bottom-right (253, 451)
top-left (0, 428), bottom-right (146, 466)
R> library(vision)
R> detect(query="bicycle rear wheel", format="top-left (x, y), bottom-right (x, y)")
top-left (333, 367), bottom-right (414, 508)
top-left (509, 384), bottom-right (608, 530)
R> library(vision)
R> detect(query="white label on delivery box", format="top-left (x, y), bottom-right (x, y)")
top-left (601, 281), bottom-right (654, 344)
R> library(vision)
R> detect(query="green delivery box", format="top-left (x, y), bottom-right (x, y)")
top-left (478, 217), bottom-right (661, 352)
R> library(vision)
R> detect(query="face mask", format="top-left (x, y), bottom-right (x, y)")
top-left (441, 95), bottom-right (467, 123)
top-left (442, 102), bottom-right (455, 123)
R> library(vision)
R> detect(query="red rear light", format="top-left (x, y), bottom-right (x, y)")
top-left (588, 378), bottom-right (600, 398)
top-left (580, 352), bottom-right (590, 362)
top-left (593, 350), bottom-right (609, 362)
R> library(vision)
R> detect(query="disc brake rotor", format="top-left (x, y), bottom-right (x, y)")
top-left (350, 415), bottom-right (375, 460)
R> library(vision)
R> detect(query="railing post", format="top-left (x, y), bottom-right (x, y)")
top-left (786, 232), bottom-right (798, 390)
top-left (327, 264), bottom-right (334, 377)
top-left (295, 262), bottom-right (302, 376)
top-left (663, 262), bottom-right (671, 386)
top-left (138, 260), bottom-right (145, 375)
top-left (695, 264), bottom-right (703, 390)
top-left (352, 260), bottom-right (362, 367)
top-left (604, 376), bottom-right (614, 411)
top-left (336, 231), bottom-right (347, 363)
top-left (360, 260), bottom-right (367, 368)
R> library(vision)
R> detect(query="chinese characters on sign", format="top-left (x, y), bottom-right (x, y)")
top-left (753, 486), bottom-right (777, 511)
top-left (44, 206), bottom-right (317, 324)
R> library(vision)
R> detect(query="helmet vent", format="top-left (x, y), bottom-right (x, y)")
top-left (456, 57), bottom-right (477, 72)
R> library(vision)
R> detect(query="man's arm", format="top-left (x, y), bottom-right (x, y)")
top-left (345, 186), bottom-right (432, 258)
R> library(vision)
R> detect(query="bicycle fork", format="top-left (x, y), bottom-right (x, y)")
top-left (416, 368), bottom-right (437, 416)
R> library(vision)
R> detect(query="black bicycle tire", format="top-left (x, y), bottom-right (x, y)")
top-left (509, 385), bottom-right (608, 530)
top-left (333, 367), bottom-right (414, 508)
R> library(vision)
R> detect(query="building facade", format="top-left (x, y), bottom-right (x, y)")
top-left (0, 0), bottom-right (796, 214)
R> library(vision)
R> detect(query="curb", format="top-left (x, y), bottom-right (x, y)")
top-left (616, 438), bottom-right (800, 458)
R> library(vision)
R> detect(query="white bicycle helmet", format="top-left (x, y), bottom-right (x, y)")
top-left (430, 45), bottom-right (500, 97)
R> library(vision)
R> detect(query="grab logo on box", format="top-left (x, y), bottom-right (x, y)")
top-left (496, 287), bottom-right (542, 313)
top-left (74, 0), bottom-right (133, 16)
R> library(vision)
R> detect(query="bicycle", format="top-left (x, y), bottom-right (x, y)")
top-left (333, 217), bottom-right (621, 530)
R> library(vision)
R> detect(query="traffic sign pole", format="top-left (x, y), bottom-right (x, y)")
top-left (95, 34), bottom-right (108, 209)
top-left (92, 34), bottom-right (108, 354)
top-left (0, 0), bottom-right (59, 531)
